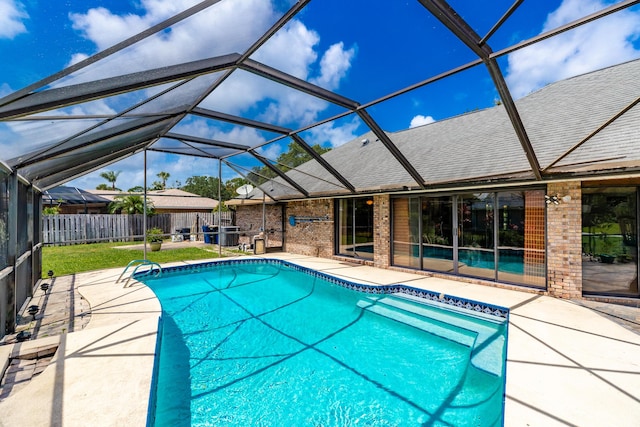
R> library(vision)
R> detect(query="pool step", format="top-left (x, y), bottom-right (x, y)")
top-left (356, 299), bottom-right (477, 348)
top-left (359, 295), bottom-right (507, 377)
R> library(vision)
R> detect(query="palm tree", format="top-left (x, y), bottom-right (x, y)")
top-left (99, 170), bottom-right (121, 190)
top-left (108, 195), bottom-right (154, 214)
top-left (157, 171), bottom-right (170, 190)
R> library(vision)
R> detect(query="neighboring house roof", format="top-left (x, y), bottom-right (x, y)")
top-left (226, 187), bottom-right (277, 206)
top-left (43, 186), bottom-right (111, 205)
top-left (86, 188), bottom-right (218, 210)
top-left (258, 58), bottom-right (640, 199)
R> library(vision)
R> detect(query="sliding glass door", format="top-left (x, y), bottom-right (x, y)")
top-left (497, 191), bottom-right (546, 286)
top-left (582, 187), bottom-right (639, 297)
top-left (392, 189), bottom-right (546, 287)
top-left (421, 197), bottom-right (454, 272)
top-left (458, 193), bottom-right (495, 280)
top-left (392, 197), bottom-right (420, 268)
top-left (337, 198), bottom-right (374, 260)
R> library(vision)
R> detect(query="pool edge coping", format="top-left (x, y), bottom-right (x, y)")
top-left (136, 257), bottom-right (510, 320)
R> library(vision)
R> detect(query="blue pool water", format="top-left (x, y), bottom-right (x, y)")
top-left (141, 260), bottom-right (508, 426)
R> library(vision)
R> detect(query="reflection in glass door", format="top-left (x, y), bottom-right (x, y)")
top-left (422, 197), bottom-right (454, 272)
top-left (338, 198), bottom-right (374, 260)
top-left (582, 187), bottom-right (639, 297)
top-left (392, 198), bottom-right (420, 268)
top-left (457, 194), bottom-right (495, 280)
top-left (497, 191), bottom-right (546, 286)
top-left (338, 199), bottom-right (354, 257)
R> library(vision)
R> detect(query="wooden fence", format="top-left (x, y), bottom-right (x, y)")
top-left (42, 212), bottom-right (235, 245)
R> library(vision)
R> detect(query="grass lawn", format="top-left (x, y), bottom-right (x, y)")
top-left (42, 241), bottom-right (231, 277)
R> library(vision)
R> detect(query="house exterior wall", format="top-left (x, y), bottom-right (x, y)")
top-left (284, 199), bottom-right (334, 258)
top-left (546, 182), bottom-right (583, 299)
top-left (155, 208), bottom-right (214, 214)
top-left (56, 203), bottom-right (108, 214)
top-left (275, 182), bottom-right (640, 303)
top-left (234, 204), bottom-right (283, 247)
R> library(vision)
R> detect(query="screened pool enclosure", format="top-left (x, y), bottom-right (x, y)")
top-left (2, 0), bottom-right (640, 338)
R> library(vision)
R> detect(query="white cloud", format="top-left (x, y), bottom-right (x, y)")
top-left (310, 42), bottom-right (356, 90)
top-left (250, 38), bottom-right (356, 126)
top-left (67, 53), bottom-right (90, 67)
top-left (173, 117), bottom-right (267, 146)
top-left (68, 100), bottom-right (117, 116)
top-left (70, 151), bottom-right (219, 191)
top-left (69, 0), bottom-right (276, 76)
top-left (68, 0), bottom-right (355, 128)
top-left (256, 143), bottom-right (284, 161)
top-left (409, 115), bottom-right (435, 128)
top-left (306, 117), bottom-right (361, 148)
top-left (506, 0), bottom-right (640, 98)
top-left (0, 82), bottom-right (13, 97)
top-left (70, 7), bottom-right (148, 51)
top-left (257, 84), bottom-right (329, 126)
top-left (61, 0), bottom-right (355, 186)
top-left (252, 20), bottom-right (320, 79)
top-left (0, 0), bottom-right (28, 39)
top-left (1, 95), bottom-right (118, 155)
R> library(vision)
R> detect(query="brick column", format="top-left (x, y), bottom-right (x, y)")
top-left (374, 194), bottom-right (391, 268)
top-left (546, 182), bottom-right (582, 299)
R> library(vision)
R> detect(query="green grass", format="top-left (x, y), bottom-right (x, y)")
top-left (42, 241), bottom-right (229, 278)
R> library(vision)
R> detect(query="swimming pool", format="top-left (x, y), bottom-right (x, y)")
top-left (141, 259), bottom-right (509, 426)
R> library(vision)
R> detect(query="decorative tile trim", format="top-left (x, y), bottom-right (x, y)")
top-left (136, 258), bottom-right (509, 319)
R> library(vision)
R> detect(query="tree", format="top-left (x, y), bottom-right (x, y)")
top-left (224, 177), bottom-right (249, 198)
top-left (96, 183), bottom-right (110, 190)
top-left (149, 181), bottom-right (164, 191)
top-left (108, 195), bottom-right (154, 215)
top-left (182, 176), bottom-right (231, 200)
top-left (42, 206), bottom-right (60, 215)
top-left (248, 141), bottom-right (330, 184)
top-left (99, 170), bottom-right (121, 190)
top-left (127, 186), bottom-right (145, 193)
top-left (157, 171), bottom-right (170, 189)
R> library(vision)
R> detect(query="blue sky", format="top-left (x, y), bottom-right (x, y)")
top-left (1, 0), bottom-right (639, 191)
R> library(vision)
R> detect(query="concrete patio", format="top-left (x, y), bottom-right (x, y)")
top-left (1, 253), bottom-right (639, 426)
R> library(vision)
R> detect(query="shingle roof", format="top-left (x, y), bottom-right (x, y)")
top-left (260, 58), bottom-right (640, 199)
top-left (87, 188), bottom-right (218, 210)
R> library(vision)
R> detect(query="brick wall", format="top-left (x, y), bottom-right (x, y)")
top-left (546, 182), bottom-right (582, 299)
top-left (234, 204), bottom-right (283, 247)
top-left (374, 194), bottom-right (391, 268)
top-left (284, 199), bottom-right (334, 257)
top-left (277, 185), bottom-right (589, 301)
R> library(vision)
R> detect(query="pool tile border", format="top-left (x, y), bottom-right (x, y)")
top-left (137, 258), bottom-right (509, 319)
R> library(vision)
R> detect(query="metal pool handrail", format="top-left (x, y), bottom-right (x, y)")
top-left (117, 259), bottom-right (162, 287)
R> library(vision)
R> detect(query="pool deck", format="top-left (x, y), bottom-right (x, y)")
top-left (1, 252), bottom-right (639, 426)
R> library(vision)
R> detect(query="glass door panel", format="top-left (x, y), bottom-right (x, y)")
top-left (421, 197), bottom-right (454, 272)
top-left (458, 193), bottom-right (495, 279)
top-left (392, 197), bottom-right (420, 268)
top-left (353, 198), bottom-right (374, 260)
top-left (338, 199), bottom-right (354, 256)
top-left (497, 191), bottom-right (546, 287)
top-left (337, 198), bottom-right (374, 260)
top-left (582, 187), bottom-right (639, 297)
